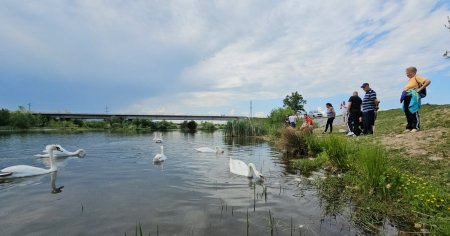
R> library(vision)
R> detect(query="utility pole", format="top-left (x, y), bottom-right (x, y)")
top-left (105, 105), bottom-right (109, 113)
top-left (27, 103), bottom-right (31, 112)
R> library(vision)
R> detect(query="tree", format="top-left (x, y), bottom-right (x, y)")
top-left (267, 107), bottom-right (293, 125)
top-left (0, 108), bottom-right (10, 126)
top-left (283, 91), bottom-right (307, 113)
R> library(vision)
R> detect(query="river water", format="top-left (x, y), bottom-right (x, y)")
top-left (0, 131), bottom-right (356, 235)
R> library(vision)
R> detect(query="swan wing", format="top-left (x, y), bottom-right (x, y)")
top-left (196, 147), bottom-right (215, 153)
top-left (1, 165), bottom-right (51, 177)
top-left (229, 158), bottom-right (250, 177)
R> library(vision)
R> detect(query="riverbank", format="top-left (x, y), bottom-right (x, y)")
top-left (287, 104), bottom-right (449, 235)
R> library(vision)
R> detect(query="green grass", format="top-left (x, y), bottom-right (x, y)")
top-left (283, 104), bottom-right (450, 234)
top-left (292, 152), bottom-right (328, 175)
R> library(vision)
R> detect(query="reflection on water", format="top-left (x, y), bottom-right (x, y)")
top-left (50, 171), bottom-right (64, 194)
top-left (0, 131), bottom-right (358, 235)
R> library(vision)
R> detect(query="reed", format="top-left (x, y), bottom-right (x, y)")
top-left (224, 119), bottom-right (267, 137)
top-left (246, 208), bottom-right (249, 236)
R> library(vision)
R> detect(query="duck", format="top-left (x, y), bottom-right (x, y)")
top-left (229, 157), bottom-right (264, 181)
top-left (35, 144), bottom-right (86, 158)
top-left (0, 144), bottom-right (61, 178)
top-left (153, 146), bottom-right (167, 163)
top-left (195, 146), bottom-right (224, 153)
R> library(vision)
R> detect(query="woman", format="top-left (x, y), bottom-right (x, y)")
top-left (323, 103), bottom-right (336, 134)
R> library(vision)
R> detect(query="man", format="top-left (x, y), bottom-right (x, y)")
top-left (288, 113), bottom-right (298, 128)
top-left (402, 67), bottom-right (431, 132)
top-left (346, 91), bottom-right (362, 136)
top-left (361, 83), bottom-right (379, 135)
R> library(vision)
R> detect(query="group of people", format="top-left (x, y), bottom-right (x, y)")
top-left (343, 66), bottom-right (430, 136)
top-left (285, 113), bottom-right (314, 133)
top-left (284, 66), bottom-right (431, 136)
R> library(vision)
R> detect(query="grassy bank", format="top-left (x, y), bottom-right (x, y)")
top-left (287, 104), bottom-right (450, 235)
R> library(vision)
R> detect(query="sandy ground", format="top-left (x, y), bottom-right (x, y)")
top-left (380, 128), bottom-right (449, 161)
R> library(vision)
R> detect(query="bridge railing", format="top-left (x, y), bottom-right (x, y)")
top-left (31, 112), bottom-right (247, 121)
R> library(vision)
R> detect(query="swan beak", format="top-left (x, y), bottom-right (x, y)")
top-left (259, 175), bottom-right (265, 180)
top-left (55, 146), bottom-right (61, 151)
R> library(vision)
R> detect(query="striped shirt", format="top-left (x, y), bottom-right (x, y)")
top-left (362, 89), bottom-right (377, 112)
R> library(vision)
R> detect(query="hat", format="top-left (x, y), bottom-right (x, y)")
top-left (360, 83), bottom-right (369, 88)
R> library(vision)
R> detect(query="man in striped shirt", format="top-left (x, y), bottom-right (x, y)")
top-left (361, 83), bottom-right (379, 135)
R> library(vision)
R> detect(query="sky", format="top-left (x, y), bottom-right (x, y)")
top-left (1, 0), bottom-right (449, 117)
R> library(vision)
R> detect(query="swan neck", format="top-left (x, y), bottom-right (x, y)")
top-left (48, 148), bottom-right (57, 171)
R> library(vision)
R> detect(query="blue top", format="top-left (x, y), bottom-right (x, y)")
top-left (403, 89), bottom-right (421, 113)
top-left (362, 89), bottom-right (377, 112)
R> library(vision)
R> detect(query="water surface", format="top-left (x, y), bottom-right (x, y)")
top-left (0, 131), bottom-right (356, 235)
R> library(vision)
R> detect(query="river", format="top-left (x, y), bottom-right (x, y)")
top-left (0, 131), bottom-right (357, 235)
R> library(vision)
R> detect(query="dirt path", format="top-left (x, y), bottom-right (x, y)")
top-left (380, 127), bottom-right (449, 160)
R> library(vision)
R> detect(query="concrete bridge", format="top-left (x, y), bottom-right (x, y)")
top-left (31, 112), bottom-right (247, 121)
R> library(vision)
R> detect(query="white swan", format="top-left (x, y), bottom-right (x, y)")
top-left (153, 146), bottom-right (167, 163)
top-left (0, 144), bottom-right (61, 178)
top-left (35, 144), bottom-right (86, 158)
top-left (229, 157), bottom-right (264, 181)
top-left (195, 146), bottom-right (224, 153)
top-left (153, 132), bottom-right (163, 143)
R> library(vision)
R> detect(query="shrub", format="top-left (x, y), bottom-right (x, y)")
top-left (199, 121), bottom-right (216, 131)
top-left (0, 108), bottom-right (10, 126)
top-left (278, 128), bottom-right (308, 156)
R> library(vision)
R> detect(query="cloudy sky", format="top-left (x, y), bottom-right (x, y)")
top-left (1, 0), bottom-right (449, 117)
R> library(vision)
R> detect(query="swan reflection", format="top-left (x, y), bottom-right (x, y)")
top-left (50, 171), bottom-right (64, 194)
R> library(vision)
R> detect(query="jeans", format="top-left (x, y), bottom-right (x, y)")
top-left (362, 110), bottom-right (375, 134)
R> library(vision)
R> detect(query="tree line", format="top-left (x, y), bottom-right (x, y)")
top-left (0, 108), bottom-right (218, 131)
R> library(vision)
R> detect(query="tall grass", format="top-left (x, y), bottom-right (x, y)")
top-left (352, 146), bottom-right (399, 199)
top-left (224, 119), bottom-right (266, 137)
top-left (322, 135), bottom-right (349, 171)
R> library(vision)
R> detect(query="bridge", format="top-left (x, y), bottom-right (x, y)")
top-left (31, 112), bottom-right (247, 121)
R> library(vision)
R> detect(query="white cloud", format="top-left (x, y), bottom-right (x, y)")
top-left (1, 0), bottom-right (449, 114)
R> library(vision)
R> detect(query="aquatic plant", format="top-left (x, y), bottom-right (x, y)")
top-left (224, 119), bottom-right (266, 137)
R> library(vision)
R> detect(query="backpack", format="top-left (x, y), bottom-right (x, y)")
top-left (415, 77), bottom-right (427, 98)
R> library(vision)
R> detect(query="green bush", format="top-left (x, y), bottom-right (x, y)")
top-left (9, 111), bottom-right (35, 129)
top-left (199, 121), bottom-right (216, 131)
top-left (0, 108), bottom-right (10, 126)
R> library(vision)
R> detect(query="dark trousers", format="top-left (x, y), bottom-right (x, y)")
top-left (403, 96), bottom-right (420, 130)
top-left (362, 110), bottom-right (375, 134)
top-left (348, 111), bottom-right (362, 135)
top-left (324, 117), bottom-right (335, 133)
